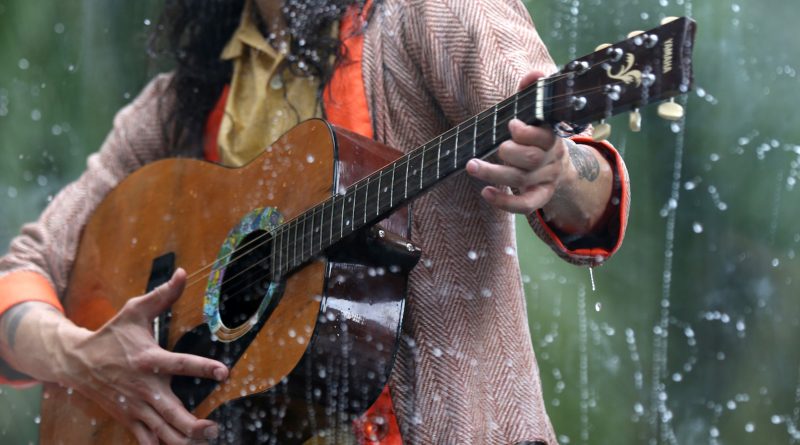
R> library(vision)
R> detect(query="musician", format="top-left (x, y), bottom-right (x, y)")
top-left (0, 0), bottom-right (628, 443)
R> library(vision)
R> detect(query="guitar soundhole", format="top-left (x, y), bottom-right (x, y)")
top-left (219, 229), bottom-right (274, 328)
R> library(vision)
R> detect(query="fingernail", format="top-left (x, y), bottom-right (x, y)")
top-left (204, 425), bottom-right (219, 439)
top-left (466, 159), bottom-right (479, 173)
top-left (214, 368), bottom-right (227, 381)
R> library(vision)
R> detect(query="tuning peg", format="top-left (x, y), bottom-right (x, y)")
top-left (661, 16), bottom-right (679, 25)
top-left (627, 30), bottom-right (645, 38)
top-left (657, 98), bottom-right (684, 121)
top-left (629, 109), bottom-right (642, 132)
top-left (595, 43), bottom-right (612, 51)
top-left (593, 120), bottom-right (612, 142)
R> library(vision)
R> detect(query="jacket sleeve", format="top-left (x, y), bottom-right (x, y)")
top-left (0, 73), bottom-right (175, 385)
top-left (399, 0), bottom-right (629, 266)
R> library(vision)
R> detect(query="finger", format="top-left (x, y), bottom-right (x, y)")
top-left (129, 420), bottom-right (158, 445)
top-left (517, 70), bottom-right (547, 91)
top-left (481, 184), bottom-right (556, 214)
top-left (497, 140), bottom-right (548, 171)
top-left (148, 386), bottom-right (219, 440)
top-left (130, 398), bottom-right (191, 445)
top-left (466, 158), bottom-right (528, 189)
top-left (129, 268), bottom-right (187, 320)
top-left (149, 349), bottom-right (228, 381)
top-left (508, 118), bottom-right (557, 150)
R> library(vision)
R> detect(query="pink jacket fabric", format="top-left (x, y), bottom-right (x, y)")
top-left (0, 1), bottom-right (629, 443)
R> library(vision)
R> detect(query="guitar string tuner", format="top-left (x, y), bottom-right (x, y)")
top-left (657, 98), bottom-right (684, 121)
top-left (629, 109), bottom-right (642, 132)
top-left (627, 30), bottom-right (645, 38)
top-left (593, 120), bottom-right (612, 142)
top-left (595, 43), bottom-right (612, 51)
top-left (661, 16), bottom-right (679, 25)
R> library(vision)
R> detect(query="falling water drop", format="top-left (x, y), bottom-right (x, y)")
top-left (589, 267), bottom-right (596, 292)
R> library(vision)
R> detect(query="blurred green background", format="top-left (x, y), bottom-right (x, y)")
top-left (1, 0), bottom-right (799, 444)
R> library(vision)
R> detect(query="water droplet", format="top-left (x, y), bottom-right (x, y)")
top-left (34, 415), bottom-right (41, 424)
top-left (306, 154), bottom-right (315, 163)
top-left (467, 250), bottom-right (478, 260)
top-left (288, 328), bottom-right (296, 338)
top-left (589, 267), bottom-right (596, 291)
top-left (431, 347), bottom-right (442, 357)
top-left (692, 222), bottom-right (704, 233)
top-left (504, 246), bottom-right (516, 256)
top-left (31, 109), bottom-right (41, 121)
top-left (143, 18), bottom-right (151, 26)
top-left (672, 373), bottom-right (682, 382)
top-left (594, 302), bottom-right (602, 312)
top-left (771, 415), bottom-right (782, 424)
top-left (731, 3), bottom-right (741, 12)
top-left (118, 395), bottom-right (126, 404)
top-left (54, 23), bottom-right (65, 34)
top-left (18, 58), bottom-right (29, 70)
top-left (710, 427), bottom-right (719, 438)
top-left (745, 422), bottom-right (755, 433)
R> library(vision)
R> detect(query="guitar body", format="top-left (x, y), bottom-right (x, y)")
top-left (39, 119), bottom-right (411, 444)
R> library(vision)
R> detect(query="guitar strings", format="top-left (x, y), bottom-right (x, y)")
top-left (183, 51), bottom-right (631, 287)
top-left (182, 70), bottom-right (628, 290)
top-left (187, 77), bottom-right (639, 304)
top-left (184, 76), bottom-right (634, 296)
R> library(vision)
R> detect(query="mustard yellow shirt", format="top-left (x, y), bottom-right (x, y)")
top-left (218, 1), bottom-right (322, 167)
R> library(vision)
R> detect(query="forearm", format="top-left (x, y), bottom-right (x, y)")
top-left (0, 301), bottom-right (86, 384)
top-left (542, 138), bottom-right (614, 235)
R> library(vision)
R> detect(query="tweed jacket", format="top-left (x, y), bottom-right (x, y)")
top-left (0, 0), bottom-right (629, 443)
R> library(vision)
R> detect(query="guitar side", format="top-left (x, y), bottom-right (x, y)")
top-left (39, 119), bottom-right (408, 444)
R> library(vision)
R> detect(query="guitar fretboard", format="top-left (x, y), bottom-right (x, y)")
top-left (269, 80), bottom-right (548, 280)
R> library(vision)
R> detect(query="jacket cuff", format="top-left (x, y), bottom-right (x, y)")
top-left (0, 270), bottom-right (63, 386)
top-left (529, 136), bottom-right (629, 266)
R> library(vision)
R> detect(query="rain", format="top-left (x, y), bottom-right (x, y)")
top-left (1, 0), bottom-right (799, 444)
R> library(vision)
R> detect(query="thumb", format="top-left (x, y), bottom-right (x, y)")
top-left (136, 268), bottom-right (187, 320)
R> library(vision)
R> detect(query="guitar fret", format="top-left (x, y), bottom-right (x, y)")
top-left (436, 135), bottom-right (442, 179)
top-left (363, 180), bottom-right (369, 224)
top-left (453, 125), bottom-right (459, 169)
top-left (404, 155), bottom-right (410, 199)
top-left (292, 222), bottom-right (298, 266)
top-left (301, 212), bottom-right (307, 261)
top-left (329, 198), bottom-right (334, 246)
top-left (390, 164), bottom-right (395, 208)
top-left (376, 172), bottom-right (382, 215)
top-left (492, 104), bottom-right (498, 145)
top-left (419, 145), bottom-right (425, 191)
top-left (351, 187), bottom-right (357, 232)
top-left (472, 115), bottom-right (478, 157)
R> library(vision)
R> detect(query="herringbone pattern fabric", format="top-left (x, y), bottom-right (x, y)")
top-left (363, 1), bottom-right (564, 443)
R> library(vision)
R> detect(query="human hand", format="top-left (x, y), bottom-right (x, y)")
top-left (465, 70), bottom-right (570, 214)
top-left (56, 268), bottom-right (228, 445)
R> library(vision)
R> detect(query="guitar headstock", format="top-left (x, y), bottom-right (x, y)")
top-left (544, 16), bottom-right (697, 129)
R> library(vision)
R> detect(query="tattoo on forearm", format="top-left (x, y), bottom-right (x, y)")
top-left (566, 139), bottom-right (600, 181)
top-left (1, 303), bottom-right (58, 350)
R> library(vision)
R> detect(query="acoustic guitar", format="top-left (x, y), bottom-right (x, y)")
top-left (39, 17), bottom-right (696, 444)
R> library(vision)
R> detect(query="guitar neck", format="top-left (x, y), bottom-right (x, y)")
top-left (270, 83), bottom-right (548, 279)
top-left (270, 16), bottom-right (697, 279)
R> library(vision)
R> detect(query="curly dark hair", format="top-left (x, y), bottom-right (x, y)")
top-left (151, 0), bottom-right (372, 156)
